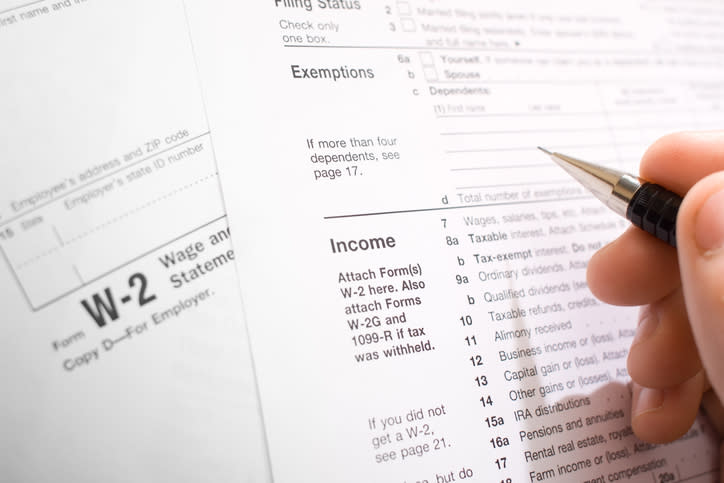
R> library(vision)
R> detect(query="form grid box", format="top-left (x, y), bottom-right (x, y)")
top-left (400, 17), bottom-right (416, 32)
top-left (396, 1), bottom-right (411, 15)
top-left (419, 52), bottom-right (438, 81)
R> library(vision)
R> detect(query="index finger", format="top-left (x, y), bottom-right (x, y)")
top-left (641, 131), bottom-right (724, 195)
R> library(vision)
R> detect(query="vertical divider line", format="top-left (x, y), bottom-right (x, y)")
top-left (594, 80), bottom-right (623, 167)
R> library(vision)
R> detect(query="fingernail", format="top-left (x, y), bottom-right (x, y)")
top-left (695, 187), bottom-right (724, 254)
top-left (632, 384), bottom-right (665, 419)
top-left (631, 305), bottom-right (658, 348)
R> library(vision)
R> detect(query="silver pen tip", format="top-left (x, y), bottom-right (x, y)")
top-left (536, 147), bottom-right (641, 218)
top-left (537, 146), bottom-right (553, 155)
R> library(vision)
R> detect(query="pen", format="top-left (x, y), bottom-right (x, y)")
top-left (538, 147), bottom-right (682, 247)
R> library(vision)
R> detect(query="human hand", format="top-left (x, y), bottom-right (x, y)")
top-left (587, 132), bottom-right (724, 453)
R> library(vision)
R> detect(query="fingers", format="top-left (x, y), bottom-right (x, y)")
top-left (587, 131), bottom-right (724, 306)
top-left (627, 290), bottom-right (701, 388)
top-left (676, 171), bottom-right (724, 399)
top-left (624, 288), bottom-right (703, 446)
top-left (591, 132), bottom-right (724, 445)
top-left (640, 131), bottom-right (724, 194)
top-left (593, 132), bottom-right (724, 446)
top-left (631, 372), bottom-right (706, 444)
top-left (587, 227), bottom-right (679, 306)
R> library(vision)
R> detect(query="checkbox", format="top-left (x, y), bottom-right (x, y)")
top-left (419, 52), bottom-right (434, 66)
top-left (423, 66), bottom-right (438, 81)
top-left (397, 1), bottom-right (412, 15)
top-left (401, 17), bottom-right (416, 32)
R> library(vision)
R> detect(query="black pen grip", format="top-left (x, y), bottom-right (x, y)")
top-left (626, 182), bottom-right (682, 247)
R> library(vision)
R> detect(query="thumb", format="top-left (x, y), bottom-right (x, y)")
top-left (678, 171), bottom-right (724, 399)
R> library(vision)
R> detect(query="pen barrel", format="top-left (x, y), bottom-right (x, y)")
top-left (626, 182), bottom-right (682, 247)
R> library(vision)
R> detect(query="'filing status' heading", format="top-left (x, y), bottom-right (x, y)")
top-left (275, 0), bottom-right (362, 12)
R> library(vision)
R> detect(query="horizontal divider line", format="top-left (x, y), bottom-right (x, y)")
top-left (678, 469), bottom-right (719, 482)
top-left (0, 0), bottom-right (45, 16)
top-left (282, 44), bottom-right (718, 56)
top-left (436, 108), bottom-right (700, 118)
top-left (324, 196), bottom-right (591, 220)
top-left (446, 142), bottom-right (640, 154)
top-left (439, 124), bottom-right (686, 136)
top-left (456, 179), bottom-right (572, 190)
top-left (450, 163), bottom-right (551, 171)
top-left (424, 78), bottom-right (720, 85)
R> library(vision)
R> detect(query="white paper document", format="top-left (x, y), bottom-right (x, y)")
top-left (0, 1), bottom-right (270, 481)
top-left (191, 1), bottom-right (724, 482)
